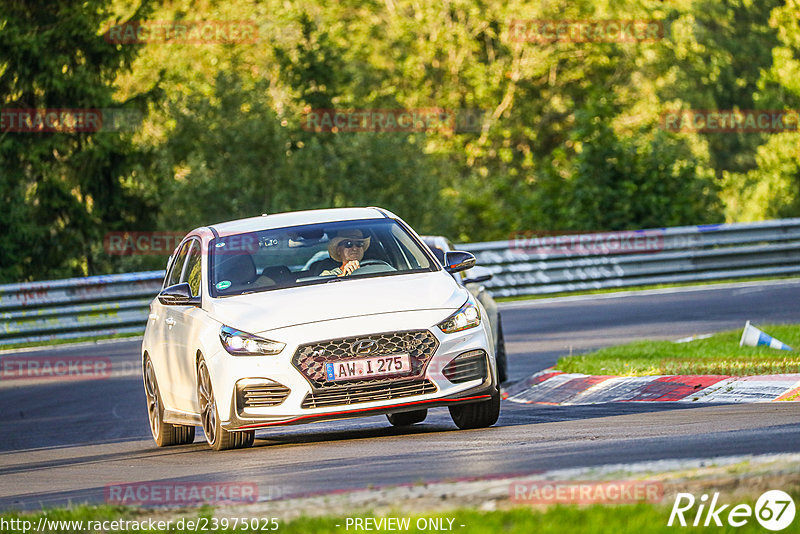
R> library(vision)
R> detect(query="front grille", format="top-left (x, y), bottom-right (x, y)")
top-left (293, 330), bottom-right (439, 388)
top-left (237, 382), bottom-right (291, 410)
top-left (301, 379), bottom-right (437, 409)
top-left (442, 350), bottom-right (488, 383)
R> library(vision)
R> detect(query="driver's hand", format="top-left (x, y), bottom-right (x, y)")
top-left (338, 260), bottom-right (360, 277)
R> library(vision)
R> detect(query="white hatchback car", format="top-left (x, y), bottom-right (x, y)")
top-left (142, 207), bottom-right (501, 450)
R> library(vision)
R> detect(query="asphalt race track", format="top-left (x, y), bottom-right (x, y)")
top-left (1, 280), bottom-right (799, 510)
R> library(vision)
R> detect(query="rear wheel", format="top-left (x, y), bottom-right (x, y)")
top-left (449, 387), bottom-right (500, 430)
top-left (197, 358), bottom-right (254, 451)
top-left (386, 409), bottom-right (427, 426)
top-left (143, 357), bottom-right (195, 446)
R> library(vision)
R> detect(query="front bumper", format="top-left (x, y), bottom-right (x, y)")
top-left (207, 314), bottom-right (497, 431)
top-left (225, 380), bottom-right (497, 430)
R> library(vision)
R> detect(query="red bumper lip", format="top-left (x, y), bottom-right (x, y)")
top-left (235, 394), bottom-right (492, 430)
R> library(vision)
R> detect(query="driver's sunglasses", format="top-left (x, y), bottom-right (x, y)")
top-left (342, 240), bottom-right (366, 249)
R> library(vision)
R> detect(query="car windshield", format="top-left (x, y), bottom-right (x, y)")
top-left (209, 218), bottom-right (437, 297)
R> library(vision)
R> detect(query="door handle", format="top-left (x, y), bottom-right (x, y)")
top-left (165, 318), bottom-right (176, 327)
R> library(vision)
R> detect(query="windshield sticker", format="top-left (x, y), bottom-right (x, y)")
top-left (216, 280), bottom-right (232, 290)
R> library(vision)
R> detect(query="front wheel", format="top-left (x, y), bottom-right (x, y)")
top-left (449, 387), bottom-right (500, 430)
top-left (197, 358), bottom-right (254, 451)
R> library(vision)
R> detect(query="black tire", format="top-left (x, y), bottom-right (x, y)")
top-left (386, 409), bottom-right (427, 426)
top-left (449, 387), bottom-right (500, 430)
top-left (495, 316), bottom-right (508, 384)
top-left (197, 358), bottom-right (254, 451)
top-left (143, 357), bottom-right (195, 446)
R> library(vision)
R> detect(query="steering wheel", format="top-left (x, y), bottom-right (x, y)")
top-left (355, 259), bottom-right (396, 274)
top-left (359, 259), bottom-right (393, 268)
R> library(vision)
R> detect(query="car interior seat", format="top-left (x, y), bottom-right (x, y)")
top-left (259, 265), bottom-right (293, 285)
top-left (307, 257), bottom-right (339, 276)
top-left (215, 254), bottom-right (257, 288)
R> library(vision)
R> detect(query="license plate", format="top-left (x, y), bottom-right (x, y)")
top-left (325, 353), bottom-right (411, 381)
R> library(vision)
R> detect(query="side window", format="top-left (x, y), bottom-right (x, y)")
top-left (166, 240), bottom-right (191, 288)
top-left (390, 225), bottom-right (431, 270)
top-left (184, 241), bottom-right (202, 297)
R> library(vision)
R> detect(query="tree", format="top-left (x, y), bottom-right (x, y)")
top-left (721, 0), bottom-right (800, 221)
top-left (540, 95), bottom-right (721, 230)
top-left (0, 0), bottom-right (159, 281)
top-left (649, 0), bottom-right (783, 178)
top-left (160, 66), bottom-right (448, 234)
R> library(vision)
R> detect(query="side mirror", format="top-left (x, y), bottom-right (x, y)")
top-left (158, 282), bottom-right (201, 306)
top-left (463, 265), bottom-right (493, 284)
top-left (444, 251), bottom-right (476, 274)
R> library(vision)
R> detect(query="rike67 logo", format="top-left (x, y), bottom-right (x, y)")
top-left (668, 490), bottom-right (796, 530)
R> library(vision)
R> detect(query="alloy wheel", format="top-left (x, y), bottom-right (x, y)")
top-left (144, 359), bottom-right (161, 438)
top-left (198, 360), bottom-right (217, 445)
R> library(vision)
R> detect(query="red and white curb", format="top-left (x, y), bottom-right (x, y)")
top-left (503, 369), bottom-right (800, 405)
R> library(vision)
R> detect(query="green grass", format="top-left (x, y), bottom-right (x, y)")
top-left (0, 332), bottom-right (141, 352)
top-left (556, 324), bottom-right (800, 376)
top-left (495, 275), bottom-right (800, 302)
top-left (1, 500), bottom-right (791, 534)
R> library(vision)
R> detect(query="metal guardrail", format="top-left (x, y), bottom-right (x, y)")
top-left (0, 271), bottom-right (164, 346)
top-left (462, 218), bottom-right (800, 297)
top-left (1, 219), bottom-right (799, 346)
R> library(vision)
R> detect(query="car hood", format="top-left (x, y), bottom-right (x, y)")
top-left (205, 272), bottom-right (466, 334)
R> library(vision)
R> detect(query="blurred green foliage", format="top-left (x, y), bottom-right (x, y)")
top-left (1, 0), bottom-right (798, 281)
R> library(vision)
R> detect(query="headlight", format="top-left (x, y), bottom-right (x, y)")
top-left (219, 326), bottom-right (285, 356)
top-left (437, 295), bottom-right (481, 333)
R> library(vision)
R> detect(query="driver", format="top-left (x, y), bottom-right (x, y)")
top-left (320, 229), bottom-right (371, 277)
